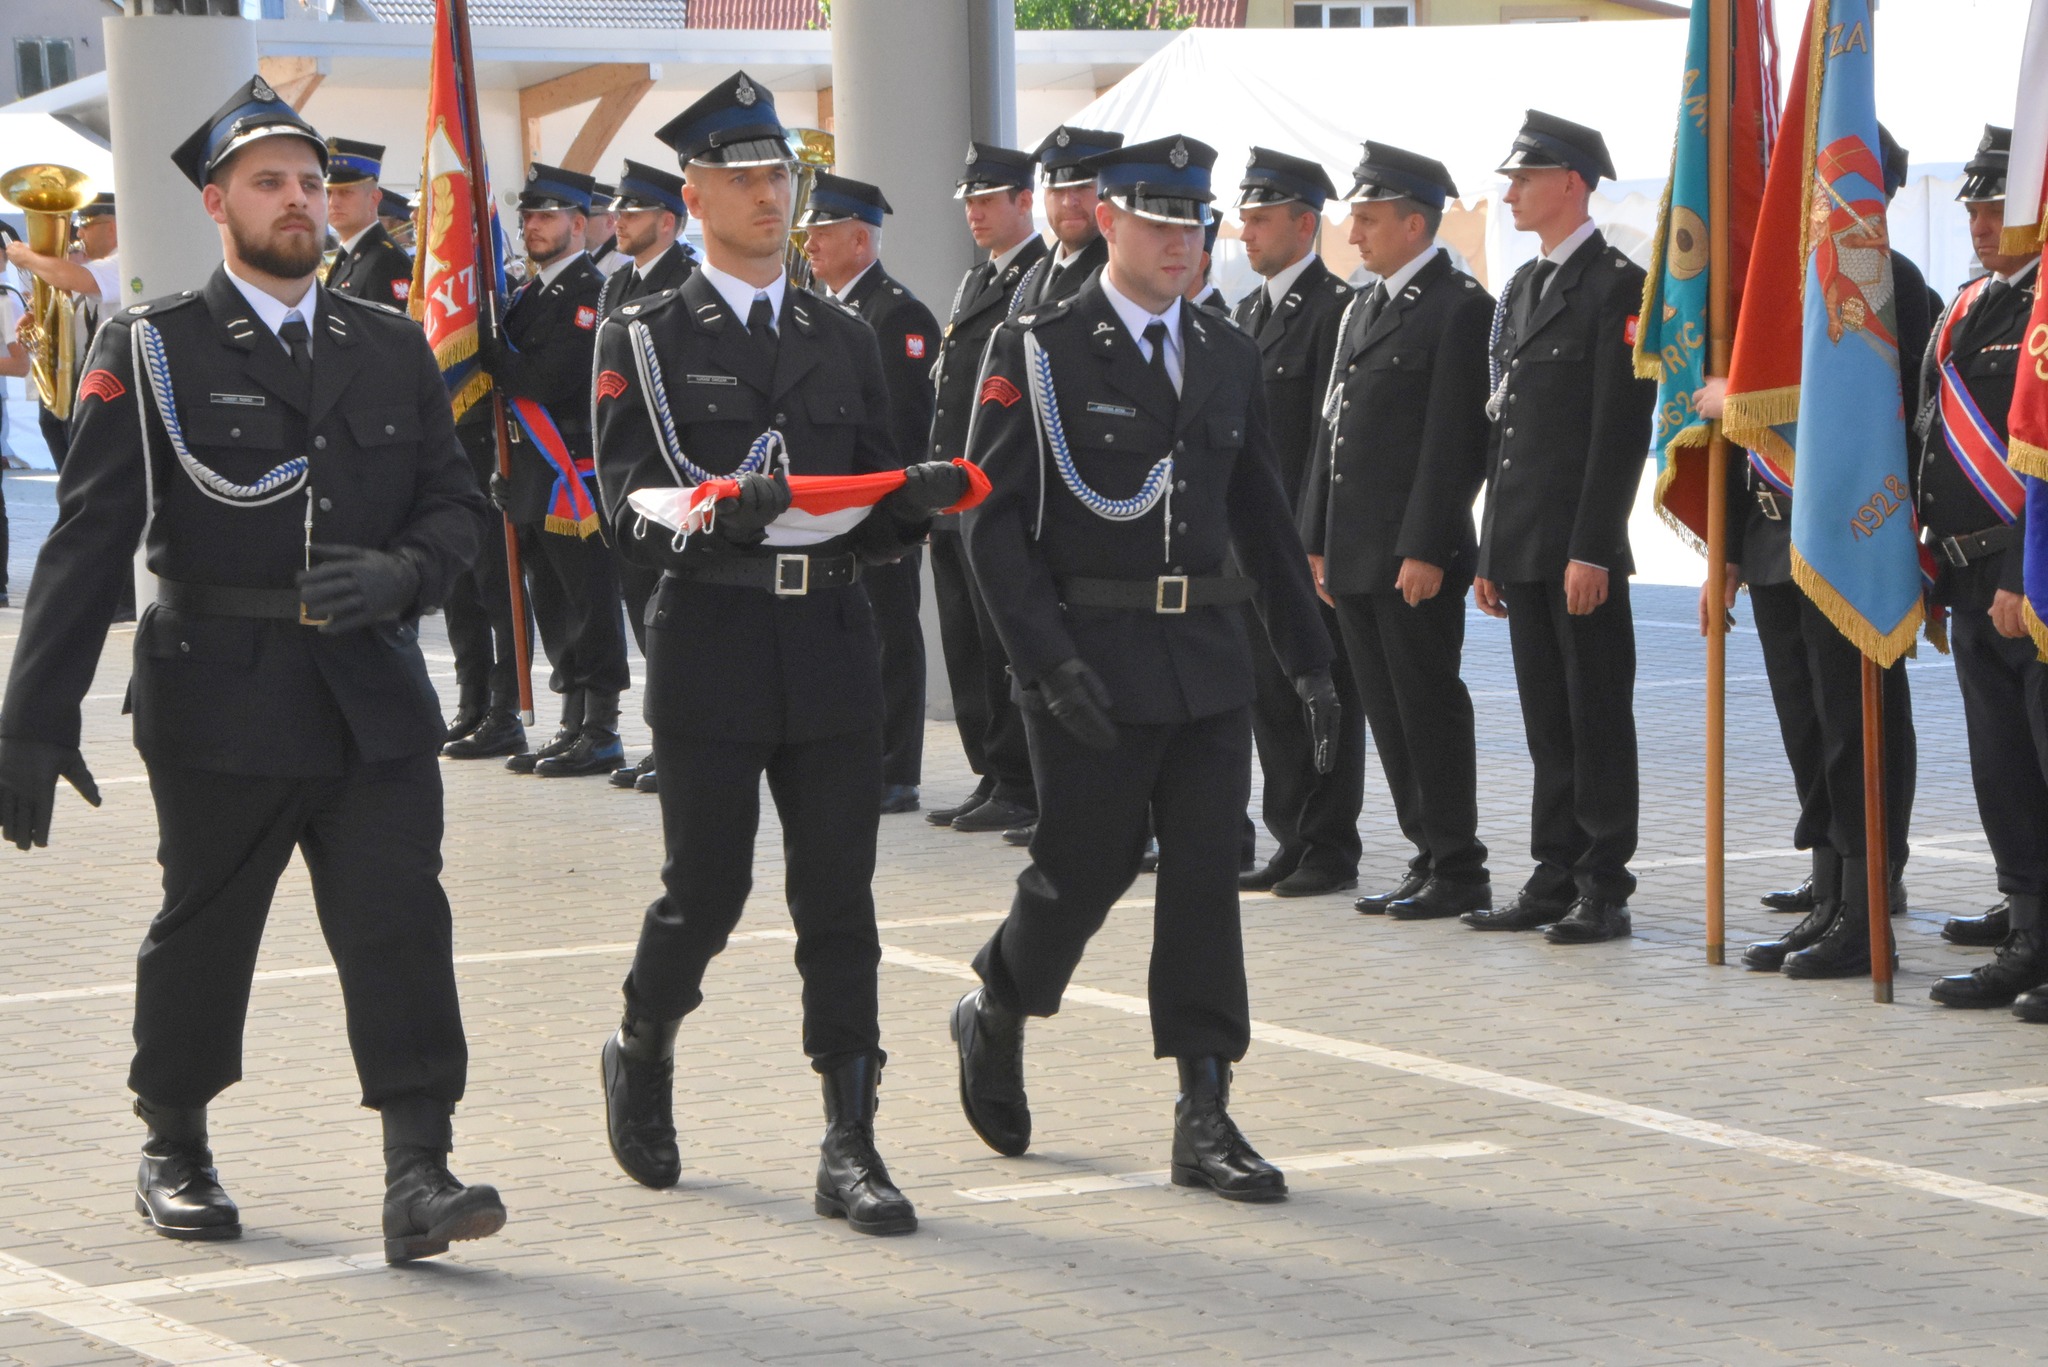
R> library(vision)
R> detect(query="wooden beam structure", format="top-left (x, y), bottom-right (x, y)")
top-left (518, 63), bottom-right (659, 177)
top-left (258, 56), bottom-right (325, 113)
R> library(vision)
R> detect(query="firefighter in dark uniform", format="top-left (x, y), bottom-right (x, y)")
top-left (1462, 111), bottom-right (1657, 945)
top-left (1008, 128), bottom-right (1122, 340)
top-left (457, 163), bottom-right (632, 777)
top-left (925, 144), bottom-right (1048, 829)
top-left (952, 136), bottom-right (1337, 1201)
top-left (322, 138), bottom-right (414, 310)
top-left (800, 172), bottom-right (942, 815)
top-left (587, 183), bottom-right (631, 277)
top-left (1188, 212), bottom-right (1228, 316)
top-left (598, 159), bottom-right (698, 797)
top-left (379, 187), bottom-right (416, 251)
top-left (1299, 142), bottom-right (1495, 921)
top-left (592, 73), bottom-right (963, 1234)
top-left (1907, 127), bottom-right (2048, 1018)
top-left (0, 78), bottom-right (503, 1261)
top-left (1230, 146), bottom-right (1363, 898)
top-left (1710, 125), bottom-right (1927, 979)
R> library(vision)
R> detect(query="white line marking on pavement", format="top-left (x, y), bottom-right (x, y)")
top-left (867, 943), bottom-right (2048, 1224)
top-left (1634, 832), bottom-right (1991, 873)
top-left (0, 1246), bottom-right (296, 1366)
top-left (957, 1142), bottom-right (1506, 1203)
top-left (1927, 1086), bottom-right (2048, 1110)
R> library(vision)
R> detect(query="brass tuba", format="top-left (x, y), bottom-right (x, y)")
top-left (1, 163), bottom-right (95, 421)
top-left (783, 128), bottom-right (835, 291)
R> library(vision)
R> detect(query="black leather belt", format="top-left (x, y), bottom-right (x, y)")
top-left (1925, 523), bottom-right (2017, 568)
top-left (157, 579), bottom-right (309, 622)
top-left (1059, 575), bottom-right (1257, 614)
top-left (671, 552), bottom-right (861, 596)
top-left (1755, 489), bottom-right (1787, 521)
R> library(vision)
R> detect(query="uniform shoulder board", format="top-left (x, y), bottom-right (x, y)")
top-left (332, 292), bottom-right (407, 318)
top-left (121, 289), bottom-right (199, 320)
top-left (1016, 294), bottom-right (1074, 329)
top-left (1331, 280), bottom-right (1352, 296)
top-left (617, 287), bottom-right (684, 322)
top-left (1462, 276), bottom-right (1479, 290)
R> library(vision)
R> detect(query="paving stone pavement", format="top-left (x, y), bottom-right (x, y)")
top-left (0, 575), bottom-right (2043, 1366)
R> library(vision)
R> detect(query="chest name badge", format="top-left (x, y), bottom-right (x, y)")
top-left (1086, 402), bottom-right (1138, 419)
top-left (211, 393), bottom-right (266, 407)
top-left (686, 374), bottom-right (739, 386)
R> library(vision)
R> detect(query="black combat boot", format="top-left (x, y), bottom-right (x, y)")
top-left (1932, 896), bottom-right (2048, 1008)
top-left (1943, 896), bottom-right (2012, 947)
top-left (536, 691), bottom-right (627, 777)
top-left (441, 704), bottom-right (527, 759)
top-left (1170, 1058), bottom-right (1286, 1203)
top-left (1784, 861), bottom-right (1896, 979)
top-left (379, 1098), bottom-right (505, 1265)
top-left (814, 1054), bottom-right (917, 1235)
top-left (1744, 851), bottom-right (1842, 971)
top-left (133, 1098), bottom-right (240, 1240)
top-left (443, 689), bottom-right (487, 746)
top-left (950, 987), bottom-right (1030, 1156)
top-left (507, 691), bottom-right (582, 773)
top-left (601, 1010), bottom-right (681, 1188)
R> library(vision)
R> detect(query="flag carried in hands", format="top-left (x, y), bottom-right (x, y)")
top-left (2006, 0), bottom-right (2048, 656)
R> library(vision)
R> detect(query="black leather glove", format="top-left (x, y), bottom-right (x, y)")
top-left (475, 328), bottom-right (513, 382)
top-left (1039, 658), bottom-right (1118, 751)
top-left (715, 470), bottom-right (793, 534)
top-left (296, 544), bottom-right (422, 635)
top-left (487, 471), bottom-right (512, 512)
top-left (0, 738), bottom-right (100, 850)
top-left (887, 461), bottom-right (970, 514)
top-left (1293, 667), bottom-right (1340, 775)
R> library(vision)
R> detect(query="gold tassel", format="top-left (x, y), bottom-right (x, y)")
top-left (1790, 549), bottom-right (1923, 668)
top-left (543, 511), bottom-right (602, 539)
top-left (1634, 154), bottom-right (1680, 383)
top-left (2028, 599), bottom-right (2048, 666)
top-left (1999, 223), bottom-right (2045, 259)
top-left (1722, 386), bottom-right (1801, 472)
top-left (2008, 435), bottom-right (2048, 481)
top-left (1651, 443), bottom-right (1709, 560)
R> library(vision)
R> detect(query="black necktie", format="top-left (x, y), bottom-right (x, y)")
top-left (747, 293), bottom-right (778, 364)
top-left (1515, 260), bottom-right (1557, 335)
top-left (1359, 282), bottom-right (1390, 332)
top-left (279, 312), bottom-right (313, 389)
top-left (1144, 320), bottom-right (1171, 393)
top-left (620, 268), bottom-right (642, 303)
top-left (1247, 287), bottom-right (1272, 336)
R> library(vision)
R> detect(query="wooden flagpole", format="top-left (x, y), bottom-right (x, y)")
top-left (450, 0), bottom-right (535, 726)
top-left (1704, 0), bottom-right (1733, 965)
top-left (1863, 658), bottom-right (1894, 1001)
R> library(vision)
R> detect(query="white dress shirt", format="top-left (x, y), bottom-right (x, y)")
top-left (1099, 271), bottom-right (1184, 395)
top-left (1377, 243), bottom-right (1440, 300)
top-left (224, 263), bottom-right (319, 354)
top-left (697, 258), bottom-right (787, 329)
top-left (1261, 250), bottom-right (1320, 311)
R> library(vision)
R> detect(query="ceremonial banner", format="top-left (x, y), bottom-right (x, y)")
top-left (1636, 0), bottom-right (1778, 552)
top-left (410, 0), bottom-right (504, 421)
top-left (1784, 0), bottom-right (1921, 665)
top-left (2002, 0), bottom-right (2048, 256)
top-left (628, 461), bottom-right (992, 540)
top-left (2006, 0), bottom-right (2048, 655)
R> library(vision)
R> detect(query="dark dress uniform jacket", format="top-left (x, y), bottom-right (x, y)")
top-left (493, 254), bottom-right (606, 525)
top-left (929, 237), bottom-right (1048, 463)
top-left (592, 272), bottom-right (924, 744)
top-left (1014, 235), bottom-right (1107, 315)
top-left (324, 221), bottom-right (414, 310)
top-left (595, 242), bottom-right (697, 326)
top-left (1230, 256), bottom-right (1350, 505)
top-left (0, 268), bottom-right (482, 777)
top-left (1478, 231), bottom-right (1657, 582)
top-left (840, 264), bottom-right (941, 467)
top-left (1913, 263), bottom-right (2037, 610)
top-left (1300, 251), bottom-right (1494, 596)
top-left (963, 278), bottom-right (1332, 724)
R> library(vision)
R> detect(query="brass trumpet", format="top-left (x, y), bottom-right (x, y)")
top-left (783, 128), bottom-right (835, 291)
top-left (1, 163), bottom-right (95, 421)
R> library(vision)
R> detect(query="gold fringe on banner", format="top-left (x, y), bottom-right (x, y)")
top-left (2009, 434), bottom-right (2048, 481)
top-left (1651, 426), bottom-right (1711, 558)
top-left (1634, 152), bottom-right (1680, 383)
top-left (2000, 223), bottom-right (2046, 258)
top-left (1791, 548), bottom-right (1923, 668)
top-left (544, 510), bottom-right (602, 539)
top-left (1722, 385), bottom-right (1800, 471)
top-left (2028, 599), bottom-right (2048, 664)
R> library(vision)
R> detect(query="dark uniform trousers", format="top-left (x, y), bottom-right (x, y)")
top-left (444, 419), bottom-right (521, 707)
top-left (516, 513), bottom-right (629, 699)
top-left (593, 273), bottom-right (924, 1069)
top-left (864, 550), bottom-right (925, 785)
top-left (1949, 564), bottom-right (2048, 897)
top-left (963, 280), bottom-right (1333, 1063)
top-left (931, 527), bottom-right (1034, 804)
top-left (3, 269), bottom-right (482, 1119)
top-left (1246, 599), bottom-right (1364, 874)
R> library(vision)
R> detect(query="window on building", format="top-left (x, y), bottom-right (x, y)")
top-left (1292, 3), bottom-right (1411, 27)
top-left (13, 39), bottom-right (76, 97)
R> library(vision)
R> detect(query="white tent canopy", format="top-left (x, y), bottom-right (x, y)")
top-left (0, 113), bottom-right (116, 198)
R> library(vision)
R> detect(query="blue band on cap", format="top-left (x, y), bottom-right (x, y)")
top-left (1512, 130), bottom-right (1600, 181)
top-left (1353, 164), bottom-right (1446, 209)
top-left (680, 104), bottom-right (785, 158)
top-left (205, 99), bottom-right (321, 172)
top-left (525, 177), bottom-right (591, 211)
top-left (329, 152), bottom-right (381, 180)
top-left (618, 176), bottom-right (685, 215)
top-left (1098, 161), bottom-right (1210, 196)
top-left (1240, 168), bottom-right (1326, 210)
top-left (805, 187), bottom-right (884, 227)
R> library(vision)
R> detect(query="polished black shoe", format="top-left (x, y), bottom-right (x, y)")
top-left (634, 766), bottom-right (659, 794)
top-left (1463, 889), bottom-right (1572, 931)
top-left (1761, 876), bottom-right (1816, 913)
top-left (952, 797), bottom-right (1036, 833)
top-left (1943, 897), bottom-right (2012, 947)
top-left (1002, 823), bottom-right (1036, 847)
top-left (950, 988), bottom-right (1030, 1157)
top-left (1783, 887), bottom-right (1893, 979)
top-left (1932, 917), bottom-right (2048, 1009)
top-left (1356, 867), bottom-right (1431, 915)
top-left (880, 784), bottom-right (921, 815)
top-left (1271, 865), bottom-right (1359, 898)
top-left (2013, 985), bottom-right (2048, 1023)
top-left (509, 692), bottom-right (585, 773)
top-left (601, 1013), bottom-right (682, 1189)
top-left (381, 1147), bottom-right (506, 1264)
top-left (610, 754), bottom-right (651, 789)
top-left (1170, 1058), bottom-right (1286, 1203)
top-left (441, 708), bottom-right (527, 760)
top-left (1742, 899), bottom-right (1842, 972)
top-left (1545, 897), bottom-right (1632, 944)
top-left (133, 1100), bottom-right (240, 1241)
top-left (1387, 877), bottom-right (1492, 921)
top-left (442, 699), bottom-right (487, 746)
top-left (926, 780), bottom-right (994, 827)
top-left (1238, 856), bottom-right (1300, 892)
top-left (534, 732), bottom-right (627, 777)
top-left (1140, 837), bottom-right (1159, 874)
top-left (814, 1054), bottom-right (917, 1236)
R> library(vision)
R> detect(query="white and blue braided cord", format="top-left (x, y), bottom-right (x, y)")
top-left (134, 319), bottom-right (308, 507)
top-left (1022, 329), bottom-right (1173, 558)
top-left (629, 319), bottom-right (773, 489)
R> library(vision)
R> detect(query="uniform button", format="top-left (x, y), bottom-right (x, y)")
top-left (229, 427), bottom-right (242, 439)
top-left (1504, 427), bottom-right (1515, 438)
top-left (1175, 480), bottom-right (1187, 492)
top-left (179, 641), bottom-right (190, 654)
top-left (384, 424), bottom-right (396, 436)
top-left (1104, 434), bottom-right (1115, 443)
top-left (1509, 393), bottom-right (1518, 404)
top-left (314, 436), bottom-right (327, 450)
top-left (1172, 565), bottom-right (1184, 574)
top-left (936, 408), bottom-right (945, 418)
top-left (1347, 363), bottom-right (1356, 373)
top-left (1391, 356), bottom-right (1402, 365)
top-left (1336, 437), bottom-right (1345, 446)
top-left (777, 411), bottom-right (789, 423)
top-left (1501, 458), bottom-right (1513, 469)
top-left (933, 443), bottom-right (943, 455)
top-left (1333, 473), bottom-right (1345, 484)
top-left (318, 497), bottom-right (333, 512)
top-left (836, 405), bottom-right (847, 416)
top-left (708, 403), bottom-right (718, 413)
top-left (1275, 365), bottom-right (1286, 375)
top-left (1176, 521), bottom-right (1188, 534)
top-left (1341, 400), bottom-right (1350, 410)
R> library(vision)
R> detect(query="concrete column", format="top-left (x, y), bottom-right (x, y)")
top-left (102, 15), bottom-right (259, 306)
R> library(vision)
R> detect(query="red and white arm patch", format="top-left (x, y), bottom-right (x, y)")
top-left (904, 334), bottom-right (926, 359)
top-left (391, 278), bottom-right (411, 303)
top-left (596, 369), bottom-right (629, 402)
top-left (979, 375), bottom-right (1022, 408)
top-left (574, 304), bottom-right (597, 331)
top-left (1623, 313), bottom-right (1640, 347)
top-left (78, 369), bottom-right (126, 405)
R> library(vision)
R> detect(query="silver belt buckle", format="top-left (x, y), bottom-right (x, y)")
top-left (774, 554), bottom-right (810, 596)
top-left (1755, 489), bottom-right (1783, 521)
top-left (1940, 535), bottom-right (1971, 568)
top-left (1155, 575), bottom-right (1189, 614)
